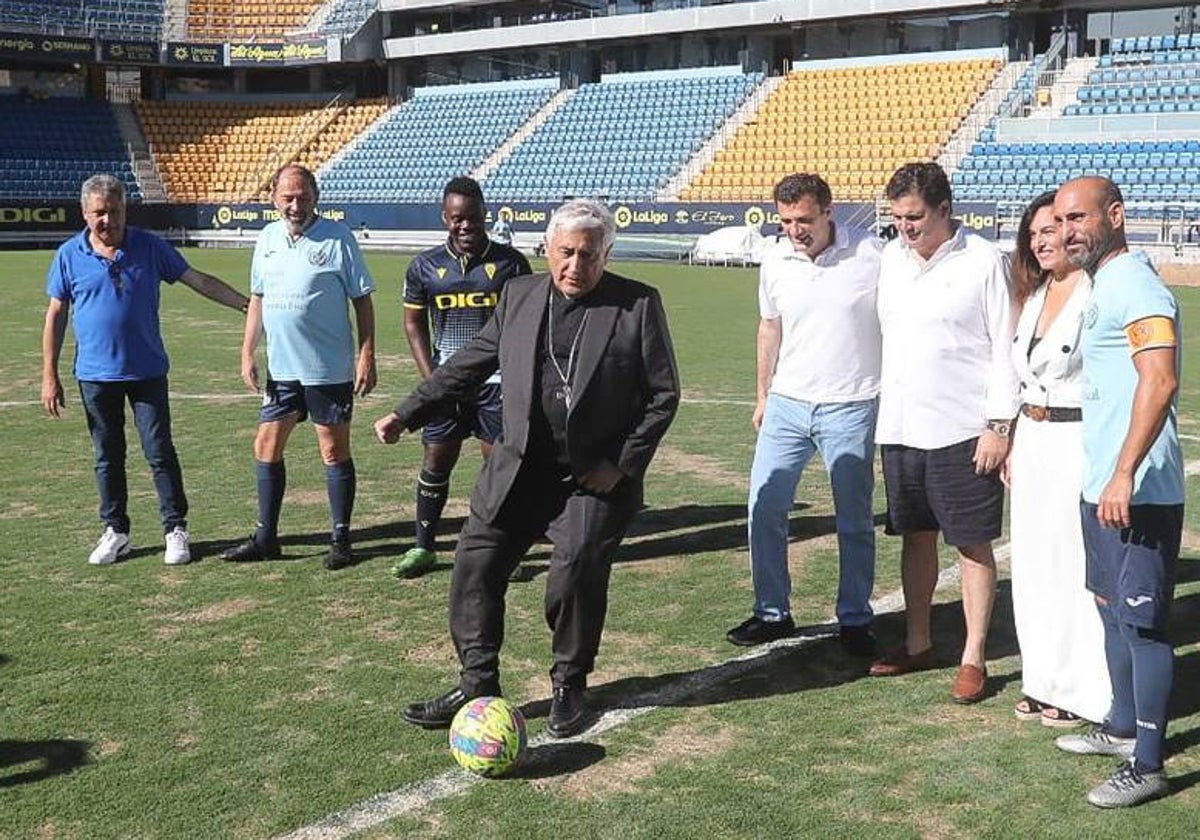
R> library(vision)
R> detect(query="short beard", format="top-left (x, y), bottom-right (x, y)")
top-left (1069, 223), bottom-right (1120, 276)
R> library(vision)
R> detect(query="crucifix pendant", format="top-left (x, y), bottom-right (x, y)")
top-left (555, 385), bottom-right (572, 408)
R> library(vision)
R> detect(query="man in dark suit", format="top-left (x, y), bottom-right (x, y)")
top-left (374, 199), bottom-right (680, 738)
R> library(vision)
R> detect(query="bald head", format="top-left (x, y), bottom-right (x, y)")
top-left (1054, 176), bottom-right (1127, 275)
top-left (272, 164), bottom-right (319, 237)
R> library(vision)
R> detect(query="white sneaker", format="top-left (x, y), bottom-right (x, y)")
top-left (163, 527), bottom-right (192, 565)
top-left (88, 527), bottom-right (130, 566)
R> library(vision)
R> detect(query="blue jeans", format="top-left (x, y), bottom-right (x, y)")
top-left (78, 377), bottom-right (188, 535)
top-left (747, 394), bottom-right (877, 626)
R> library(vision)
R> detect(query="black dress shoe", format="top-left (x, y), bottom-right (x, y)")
top-left (725, 615), bottom-right (795, 646)
top-left (839, 624), bottom-right (878, 657)
top-left (403, 687), bottom-right (473, 729)
top-left (222, 536), bottom-right (282, 562)
top-left (547, 685), bottom-right (588, 739)
top-left (324, 539), bottom-right (353, 570)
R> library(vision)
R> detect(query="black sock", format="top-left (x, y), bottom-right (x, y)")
top-left (415, 468), bottom-right (450, 550)
top-left (254, 460), bottom-right (285, 546)
top-left (326, 459), bottom-right (355, 543)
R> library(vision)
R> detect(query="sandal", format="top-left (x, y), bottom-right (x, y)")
top-left (1014, 696), bottom-right (1047, 721)
top-left (1041, 706), bottom-right (1086, 728)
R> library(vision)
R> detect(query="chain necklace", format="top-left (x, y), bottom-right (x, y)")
top-left (546, 287), bottom-right (589, 409)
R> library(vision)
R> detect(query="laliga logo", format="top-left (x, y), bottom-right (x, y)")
top-left (743, 207), bottom-right (766, 228)
top-left (215, 206), bottom-right (233, 226)
top-left (614, 207), bottom-right (668, 228)
top-left (956, 211), bottom-right (995, 231)
top-left (497, 206), bottom-right (515, 223)
top-left (674, 209), bottom-right (690, 224)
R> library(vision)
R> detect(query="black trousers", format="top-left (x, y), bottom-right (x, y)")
top-left (449, 462), bottom-right (641, 695)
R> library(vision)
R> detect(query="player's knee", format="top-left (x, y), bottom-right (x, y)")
top-left (1118, 618), bottom-right (1167, 645)
top-left (319, 442), bottom-right (349, 465)
top-left (253, 429), bottom-right (280, 463)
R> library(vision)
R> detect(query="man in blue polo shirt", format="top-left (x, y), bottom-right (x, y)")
top-left (42, 174), bottom-right (249, 566)
top-left (1052, 176), bottom-right (1184, 809)
top-left (391, 177), bottom-right (531, 578)
top-left (222, 164), bottom-right (377, 570)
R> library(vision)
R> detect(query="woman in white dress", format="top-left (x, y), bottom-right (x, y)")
top-left (1004, 190), bottom-right (1110, 727)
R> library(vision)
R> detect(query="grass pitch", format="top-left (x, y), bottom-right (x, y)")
top-left (1, 246), bottom-right (1199, 838)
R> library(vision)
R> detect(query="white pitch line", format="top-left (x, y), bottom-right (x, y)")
top-left (275, 543), bottom-right (1007, 840)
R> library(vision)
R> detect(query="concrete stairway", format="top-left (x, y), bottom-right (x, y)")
top-left (937, 61), bottom-right (1027, 177)
top-left (658, 74), bottom-right (786, 201)
top-left (112, 103), bottom-right (167, 203)
top-left (470, 88), bottom-right (576, 182)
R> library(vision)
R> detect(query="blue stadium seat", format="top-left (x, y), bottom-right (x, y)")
top-left (0, 97), bottom-right (141, 201)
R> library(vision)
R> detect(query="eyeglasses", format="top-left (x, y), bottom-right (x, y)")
top-left (107, 262), bottom-right (125, 294)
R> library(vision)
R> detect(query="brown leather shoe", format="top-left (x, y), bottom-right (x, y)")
top-left (868, 646), bottom-right (934, 677)
top-left (951, 663), bottom-right (987, 704)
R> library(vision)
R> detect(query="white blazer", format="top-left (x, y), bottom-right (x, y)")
top-left (1010, 274), bottom-right (1092, 410)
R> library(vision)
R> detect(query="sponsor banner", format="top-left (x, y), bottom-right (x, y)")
top-left (0, 203), bottom-right (79, 229)
top-left (100, 39), bottom-right (160, 65)
top-left (200, 204), bottom-right (372, 229)
top-left (0, 202), bottom-right (198, 232)
top-left (0, 31), bottom-right (94, 63)
top-left (166, 41), bottom-right (224, 66)
top-left (229, 39), bottom-right (328, 66)
top-left (955, 202), bottom-right (999, 239)
top-left (0, 201), bottom-right (1000, 239)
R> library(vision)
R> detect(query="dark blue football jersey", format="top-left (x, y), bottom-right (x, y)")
top-left (403, 240), bottom-right (531, 366)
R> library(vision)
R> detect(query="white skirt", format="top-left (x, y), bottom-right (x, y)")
top-left (1009, 416), bottom-right (1111, 722)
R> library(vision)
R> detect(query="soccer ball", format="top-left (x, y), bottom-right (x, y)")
top-left (448, 696), bottom-right (527, 778)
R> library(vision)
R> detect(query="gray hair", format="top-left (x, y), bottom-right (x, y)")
top-left (80, 174), bottom-right (126, 206)
top-left (545, 199), bottom-right (615, 251)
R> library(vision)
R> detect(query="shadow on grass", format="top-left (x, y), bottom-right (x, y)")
top-left (0, 739), bottom-right (90, 788)
top-left (516, 584), bottom-right (1024, 723)
top-left (515, 503), bottom-right (887, 580)
top-left (176, 501), bottom-right (850, 571)
top-left (1163, 590), bottom-right (1200, 780)
top-left (507, 742), bottom-right (606, 779)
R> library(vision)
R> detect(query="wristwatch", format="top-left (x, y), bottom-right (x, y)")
top-left (986, 419), bottom-right (1012, 438)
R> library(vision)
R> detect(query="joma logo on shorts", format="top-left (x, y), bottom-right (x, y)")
top-left (433, 292), bottom-right (499, 309)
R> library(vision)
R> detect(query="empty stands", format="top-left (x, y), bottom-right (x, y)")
top-left (0, 0), bottom-right (163, 38)
top-left (954, 138), bottom-right (1200, 213)
top-left (954, 38), bottom-right (1200, 216)
top-left (0, 97), bottom-right (141, 202)
top-left (683, 58), bottom-right (1000, 203)
top-left (322, 0), bottom-right (377, 35)
top-left (1068, 35), bottom-right (1200, 116)
top-left (484, 70), bottom-right (759, 202)
top-left (318, 81), bottom-right (558, 203)
top-left (138, 98), bottom-right (389, 202)
top-left (187, 0), bottom-right (321, 41)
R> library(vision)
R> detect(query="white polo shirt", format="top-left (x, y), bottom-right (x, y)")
top-left (876, 224), bottom-right (1019, 449)
top-left (759, 223), bottom-right (883, 404)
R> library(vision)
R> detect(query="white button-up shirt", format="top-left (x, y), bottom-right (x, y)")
top-left (759, 224), bottom-right (883, 404)
top-left (876, 224), bottom-right (1019, 449)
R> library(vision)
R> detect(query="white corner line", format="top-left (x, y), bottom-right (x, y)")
top-left (275, 543), bottom-right (1008, 840)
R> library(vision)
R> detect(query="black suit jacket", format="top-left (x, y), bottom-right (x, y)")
top-left (394, 270), bottom-right (680, 523)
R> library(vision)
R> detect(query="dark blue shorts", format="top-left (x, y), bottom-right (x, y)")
top-left (422, 382), bottom-right (502, 445)
top-left (881, 437), bottom-right (1004, 547)
top-left (1081, 500), bottom-right (1182, 630)
top-left (259, 380), bottom-right (354, 426)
